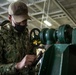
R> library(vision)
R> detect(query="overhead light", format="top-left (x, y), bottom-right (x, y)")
top-left (44, 20), bottom-right (52, 26)
top-left (7, 0), bottom-right (18, 2)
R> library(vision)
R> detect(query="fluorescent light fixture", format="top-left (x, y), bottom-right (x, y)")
top-left (44, 20), bottom-right (52, 26)
top-left (8, 0), bottom-right (18, 2)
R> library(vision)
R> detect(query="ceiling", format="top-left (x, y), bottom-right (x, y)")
top-left (0, 0), bottom-right (76, 30)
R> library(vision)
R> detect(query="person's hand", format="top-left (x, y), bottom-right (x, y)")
top-left (15, 55), bottom-right (36, 69)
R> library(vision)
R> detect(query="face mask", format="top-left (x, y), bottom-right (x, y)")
top-left (12, 17), bottom-right (27, 32)
top-left (14, 24), bottom-right (26, 32)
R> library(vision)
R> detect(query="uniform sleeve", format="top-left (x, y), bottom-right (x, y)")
top-left (0, 63), bottom-right (17, 74)
top-left (0, 34), bottom-right (17, 74)
top-left (0, 34), bottom-right (3, 63)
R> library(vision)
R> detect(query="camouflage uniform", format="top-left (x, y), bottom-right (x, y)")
top-left (0, 23), bottom-right (35, 75)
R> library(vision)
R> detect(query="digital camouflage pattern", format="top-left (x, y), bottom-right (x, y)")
top-left (0, 23), bottom-right (35, 75)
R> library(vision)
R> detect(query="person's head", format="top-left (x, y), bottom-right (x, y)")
top-left (8, 1), bottom-right (30, 32)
